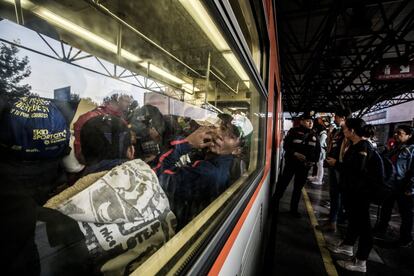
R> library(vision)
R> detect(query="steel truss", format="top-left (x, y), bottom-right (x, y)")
top-left (0, 35), bottom-right (189, 101)
top-left (277, 0), bottom-right (414, 113)
top-left (358, 91), bottom-right (414, 116)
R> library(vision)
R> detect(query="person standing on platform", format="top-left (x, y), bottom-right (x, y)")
top-left (374, 125), bottom-right (414, 247)
top-left (274, 111), bottom-right (321, 218)
top-left (327, 118), bottom-right (375, 273)
top-left (320, 108), bottom-right (350, 231)
top-left (309, 118), bottom-right (328, 185)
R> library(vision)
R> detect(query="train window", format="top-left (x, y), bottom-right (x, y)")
top-left (228, 0), bottom-right (270, 85)
top-left (0, 0), bottom-right (266, 275)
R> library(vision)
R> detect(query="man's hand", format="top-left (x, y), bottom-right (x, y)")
top-left (186, 127), bottom-right (215, 149)
top-left (293, 152), bottom-right (306, 162)
top-left (325, 157), bottom-right (337, 167)
top-left (149, 127), bottom-right (161, 142)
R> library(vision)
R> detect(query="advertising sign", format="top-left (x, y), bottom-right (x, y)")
top-left (372, 59), bottom-right (414, 80)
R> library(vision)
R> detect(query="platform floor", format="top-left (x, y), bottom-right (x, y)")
top-left (263, 174), bottom-right (414, 276)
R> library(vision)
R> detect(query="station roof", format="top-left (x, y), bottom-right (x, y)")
top-left (276, 0), bottom-right (414, 114)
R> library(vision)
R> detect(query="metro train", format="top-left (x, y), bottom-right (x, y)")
top-left (0, 0), bottom-right (282, 274)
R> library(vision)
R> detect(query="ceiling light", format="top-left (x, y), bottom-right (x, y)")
top-left (222, 52), bottom-right (250, 85)
top-left (139, 62), bottom-right (185, 84)
top-left (179, 0), bottom-right (228, 51)
top-left (182, 83), bottom-right (200, 93)
top-left (179, 0), bottom-right (250, 89)
top-left (5, 0), bottom-right (198, 90)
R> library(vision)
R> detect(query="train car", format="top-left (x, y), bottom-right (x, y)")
top-left (0, 0), bottom-right (282, 275)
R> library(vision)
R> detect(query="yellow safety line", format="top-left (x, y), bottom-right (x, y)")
top-left (302, 188), bottom-right (338, 276)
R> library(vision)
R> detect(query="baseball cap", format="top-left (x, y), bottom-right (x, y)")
top-left (299, 110), bottom-right (315, 120)
top-left (231, 114), bottom-right (253, 138)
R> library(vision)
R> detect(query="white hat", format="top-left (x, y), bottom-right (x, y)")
top-left (231, 114), bottom-right (253, 138)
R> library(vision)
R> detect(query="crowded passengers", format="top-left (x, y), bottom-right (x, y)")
top-left (275, 108), bottom-right (414, 273)
top-left (0, 93), bottom-right (253, 275)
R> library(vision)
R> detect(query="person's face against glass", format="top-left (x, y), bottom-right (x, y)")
top-left (209, 125), bottom-right (240, 155)
top-left (394, 129), bottom-right (411, 143)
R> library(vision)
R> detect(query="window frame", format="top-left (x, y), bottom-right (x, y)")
top-left (0, 0), bottom-right (269, 273)
top-left (132, 1), bottom-right (269, 274)
top-left (205, 0), bottom-right (269, 99)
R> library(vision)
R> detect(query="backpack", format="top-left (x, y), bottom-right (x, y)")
top-left (366, 145), bottom-right (395, 204)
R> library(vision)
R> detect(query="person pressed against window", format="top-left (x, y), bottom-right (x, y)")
top-left (42, 115), bottom-right (176, 275)
top-left (154, 114), bottom-right (253, 229)
top-left (209, 123), bottom-right (243, 155)
top-left (73, 93), bottom-right (133, 164)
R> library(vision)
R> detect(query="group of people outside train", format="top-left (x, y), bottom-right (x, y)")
top-left (275, 108), bottom-right (414, 273)
top-left (0, 93), bottom-right (253, 275)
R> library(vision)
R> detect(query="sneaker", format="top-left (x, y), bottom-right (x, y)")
top-left (337, 258), bottom-right (366, 273)
top-left (327, 243), bottom-right (353, 256)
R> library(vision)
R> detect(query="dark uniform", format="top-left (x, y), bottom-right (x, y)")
top-left (275, 124), bottom-right (321, 214)
top-left (326, 127), bottom-right (347, 224)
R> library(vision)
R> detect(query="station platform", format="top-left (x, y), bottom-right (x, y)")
top-left (263, 177), bottom-right (414, 276)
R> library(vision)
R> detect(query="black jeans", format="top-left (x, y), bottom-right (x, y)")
top-left (343, 192), bottom-right (373, 260)
top-left (328, 168), bottom-right (345, 223)
top-left (378, 191), bottom-right (413, 243)
top-left (275, 158), bottom-right (309, 212)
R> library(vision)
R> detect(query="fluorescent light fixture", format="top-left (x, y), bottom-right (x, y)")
top-left (182, 83), bottom-right (200, 93)
top-left (121, 49), bottom-right (141, 62)
top-left (179, 0), bottom-right (250, 89)
top-left (140, 62), bottom-right (185, 84)
top-left (38, 8), bottom-right (118, 53)
top-left (5, 0), bottom-right (199, 90)
top-left (222, 52), bottom-right (250, 86)
top-left (179, 0), bottom-right (229, 51)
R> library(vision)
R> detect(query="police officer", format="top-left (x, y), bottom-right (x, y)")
top-left (274, 111), bottom-right (321, 217)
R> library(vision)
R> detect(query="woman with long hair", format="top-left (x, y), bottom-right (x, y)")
top-left (326, 118), bottom-right (375, 273)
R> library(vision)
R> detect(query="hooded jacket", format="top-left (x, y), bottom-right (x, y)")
top-left (45, 159), bottom-right (176, 275)
top-left (73, 104), bottom-right (126, 163)
top-left (283, 125), bottom-right (321, 163)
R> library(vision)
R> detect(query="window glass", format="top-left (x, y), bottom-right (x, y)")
top-left (0, 0), bottom-right (266, 274)
top-left (229, 0), bottom-right (269, 83)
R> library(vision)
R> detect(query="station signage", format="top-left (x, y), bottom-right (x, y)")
top-left (372, 59), bottom-right (414, 80)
